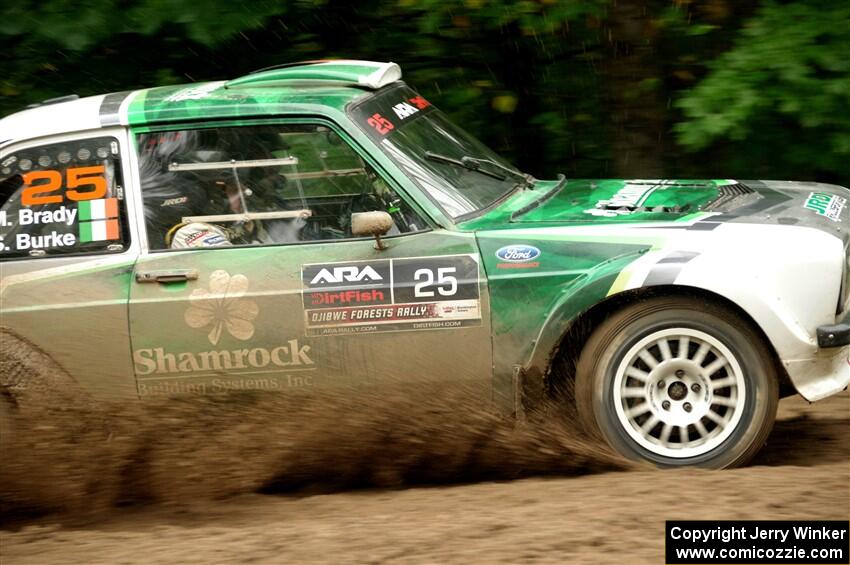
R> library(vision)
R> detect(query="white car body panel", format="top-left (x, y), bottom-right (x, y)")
top-left (620, 223), bottom-right (848, 401)
top-left (0, 96), bottom-right (105, 149)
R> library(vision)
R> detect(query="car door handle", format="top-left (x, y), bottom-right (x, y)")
top-left (135, 269), bottom-right (199, 284)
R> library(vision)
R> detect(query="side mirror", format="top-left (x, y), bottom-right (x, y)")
top-left (351, 211), bottom-right (393, 250)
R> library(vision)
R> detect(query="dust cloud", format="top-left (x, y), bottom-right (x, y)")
top-left (0, 383), bottom-right (635, 523)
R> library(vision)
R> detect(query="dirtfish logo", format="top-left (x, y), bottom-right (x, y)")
top-left (310, 265), bottom-right (383, 285)
top-left (805, 192), bottom-right (846, 222)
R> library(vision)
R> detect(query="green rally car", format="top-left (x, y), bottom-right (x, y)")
top-left (1, 60), bottom-right (848, 468)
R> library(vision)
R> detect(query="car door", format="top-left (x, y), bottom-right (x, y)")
top-left (126, 120), bottom-right (492, 397)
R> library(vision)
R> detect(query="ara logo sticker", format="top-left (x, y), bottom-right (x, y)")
top-left (804, 192), bottom-right (846, 222)
top-left (310, 265), bottom-right (384, 285)
top-left (391, 102), bottom-right (419, 119)
top-left (301, 255), bottom-right (482, 336)
top-left (496, 245), bottom-right (541, 262)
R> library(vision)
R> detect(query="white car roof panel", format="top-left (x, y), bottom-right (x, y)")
top-left (0, 95), bottom-right (106, 149)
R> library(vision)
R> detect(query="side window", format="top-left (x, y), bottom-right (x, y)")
top-left (136, 124), bottom-right (425, 250)
top-left (0, 137), bottom-right (129, 260)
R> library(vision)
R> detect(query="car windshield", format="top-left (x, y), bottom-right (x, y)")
top-left (349, 84), bottom-right (525, 218)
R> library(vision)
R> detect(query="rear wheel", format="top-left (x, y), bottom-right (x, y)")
top-left (575, 296), bottom-right (778, 469)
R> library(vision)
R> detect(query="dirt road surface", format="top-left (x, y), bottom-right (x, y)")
top-left (2, 391), bottom-right (848, 564)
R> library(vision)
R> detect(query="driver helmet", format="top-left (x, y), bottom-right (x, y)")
top-left (169, 222), bottom-right (232, 249)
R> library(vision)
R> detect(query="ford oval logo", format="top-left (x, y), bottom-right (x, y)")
top-left (496, 245), bottom-right (541, 262)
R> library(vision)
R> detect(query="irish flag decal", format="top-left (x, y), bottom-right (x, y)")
top-left (78, 198), bottom-right (120, 242)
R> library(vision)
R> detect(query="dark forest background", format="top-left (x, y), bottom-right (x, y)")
top-left (2, 0), bottom-right (848, 185)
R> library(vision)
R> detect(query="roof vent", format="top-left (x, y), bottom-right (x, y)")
top-left (702, 182), bottom-right (758, 212)
top-left (225, 60), bottom-right (401, 90)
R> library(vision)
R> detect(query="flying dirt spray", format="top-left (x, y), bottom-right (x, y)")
top-left (1, 355), bottom-right (636, 522)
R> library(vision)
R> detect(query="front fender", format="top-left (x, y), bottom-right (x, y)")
top-left (639, 225), bottom-right (843, 361)
top-left (477, 232), bottom-right (653, 410)
top-left (568, 224), bottom-right (844, 400)
top-left (479, 222), bottom-right (844, 406)
top-left (523, 251), bottom-right (649, 373)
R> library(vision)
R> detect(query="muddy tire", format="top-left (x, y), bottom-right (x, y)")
top-left (0, 327), bottom-right (120, 517)
top-left (575, 297), bottom-right (778, 469)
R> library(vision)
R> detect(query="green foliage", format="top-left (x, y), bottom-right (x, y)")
top-left (676, 0), bottom-right (850, 180)
top-left (1, 0), bottom-right (848, 186)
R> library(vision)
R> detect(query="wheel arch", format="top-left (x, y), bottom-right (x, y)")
top-left (0, 325), bottom-right (89, 405)
top-left (524, 285), bottom-right (794, 406)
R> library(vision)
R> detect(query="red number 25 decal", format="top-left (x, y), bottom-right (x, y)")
top-left (21, 166), bottom-right (107, 206)
top-left (367, 113), bottom-right (394, 135)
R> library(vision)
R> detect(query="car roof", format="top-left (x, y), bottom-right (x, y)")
top-left (0, 60), bottom-right (400, 149)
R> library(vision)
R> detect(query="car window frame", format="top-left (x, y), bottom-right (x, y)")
top-left (129, 116), bottom-right (436, 254)
top-left (0, 127), bottom-right (140, 263)
top-left (345, 82), bottom-right (524, 224)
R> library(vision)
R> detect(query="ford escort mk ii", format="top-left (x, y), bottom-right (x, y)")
top-left (1, 60), bottom-right (848, 468)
